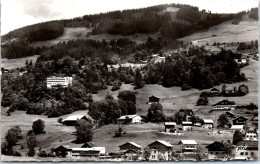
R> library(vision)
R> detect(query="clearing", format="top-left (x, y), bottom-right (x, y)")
top-left (179, 15), bottom-right (258, 46)
top-left (1, 55), bottom-right (39, 70)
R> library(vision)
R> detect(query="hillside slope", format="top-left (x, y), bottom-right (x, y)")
top-left (179, 14), bottom-right (258, 46)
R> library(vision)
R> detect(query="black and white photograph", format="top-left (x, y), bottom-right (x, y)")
top-left (1, 0), bottom-right (259, 162)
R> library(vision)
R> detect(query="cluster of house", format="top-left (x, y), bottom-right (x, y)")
top-left (46, 74), bottom-right (73, 88)
top-left (53, 128), bottom-right (258, 161)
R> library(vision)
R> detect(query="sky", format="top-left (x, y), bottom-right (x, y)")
top-left (1, 0), bottom-right (259, 35)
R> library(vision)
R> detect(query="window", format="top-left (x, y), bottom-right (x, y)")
top-left (245, 152), bottom-right (248, 155)
top-left (241, 152), bottom-right (244, 155)
top-left (251, 152), bottom-right (254, 155)
top-left (216, 152), bottom-right (219, 155)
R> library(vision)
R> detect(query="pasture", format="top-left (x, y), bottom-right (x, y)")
top-left (1, 55), bottom-right (39, 70)
top-left (179, 14), bottom-right (258, 46)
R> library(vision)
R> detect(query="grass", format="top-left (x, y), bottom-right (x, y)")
top-left (179, 14), bottom-right (258, 46)
top-left (1, 55), bottom-right (39, 70)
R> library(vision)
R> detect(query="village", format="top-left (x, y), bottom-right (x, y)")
top-left (1, 2), bottom-right (259, 162)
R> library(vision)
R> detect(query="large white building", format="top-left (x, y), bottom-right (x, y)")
top-left (47, 75), bottom-right (73, 88)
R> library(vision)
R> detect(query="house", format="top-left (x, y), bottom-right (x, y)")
top-left (81, 142), bottom-right (95, 148)
top-left (243, 129), bottom-right (258, 141)
top-left (212, 99), bottom-right (236, 111)
top-left (234, 58), bottom-right (247, 65)
top-left (205, 141), bottom-right (227, 160)
top-left (149, 95), bottom-right (160, 103)
top-left (225, 90), bottom-right (235, 95)
top-left (62, 115), bottom-right (89, 126)
top-left (202, 119), bottom-right (214, 129)
top-left (226, 111), bottom-right (235, 118)
top-left (119, 141), bottom-right (142, 152)
top-left (179, 140), bottom-right (197, 154)
top-left (234, 141), bottom-right (258, 160)
top-left (164, 122), bottom-right (176, 133)
top-left (71, 147), bottom-right (106, 159)
top-left (53, 145), bottom-right (72, 157)
top-left (123, 149), bottom-right (142, 160)
top-left (47, 75), bottom-right (73, 88)
top-left (117, 115), bottom-right (142, 124)
top-left (233, 116), bottom-right (248, 125)
top-left (210, 88), bottom-right (220, 94)
top-left (147, 140), bottom-right (173, 161)
top-left (182, 121), bottom-right (193, 131)
top-left (230, 125), bottom-right (244, 132)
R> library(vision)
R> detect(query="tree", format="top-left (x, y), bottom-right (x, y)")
top-left (195, 145), bottom-right (206, 161)
top-left (26, 132), bottom-right (37, 157)
top-left (5, 130), bottom-right (18, 146)
top-left (147, 103), bottom-right (165, 122)
top-left (75, 119), bottom-right (93, 143)
top-left (238, 84), bottom-right (249, 96)
top-left (32, 119), bottom-right (45, 135)
top-left (196, 96), bottom-right (208, 105)
top-left (217, 113), bottom-right (231, 128)
top-left (118, 90), bottom-right (136, 104)
top-left (233, 130), bottom-right (243, 145)
top-left (134, 68), bottom-right (143, 89)
top-left (142, 147), bottom-right (151, 161)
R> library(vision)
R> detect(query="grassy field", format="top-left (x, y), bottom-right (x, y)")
top-left (31, 27), bottom-right (160, 47)
top-left (179, 14), bottom-right (258, 46)
top-left (1, 55), bottom-right (39, 70)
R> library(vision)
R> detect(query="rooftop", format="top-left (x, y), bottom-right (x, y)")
top-left (118, 114), bottom-right (140, 120)
top-left (63, 115), bottom-right (86, 122)
top-left (164, 122), bottom-right (177, 126)
top-left (180, 140), bottom-right (197, 145)
top-left (230, 125), bottom-right (244, 130)
top-left (203, 119), bottom-right (214, 124)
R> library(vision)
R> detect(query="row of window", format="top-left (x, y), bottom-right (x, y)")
top-left (240, 152), bottom-right (254, 156)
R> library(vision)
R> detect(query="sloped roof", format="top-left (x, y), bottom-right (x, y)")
top-left (164, 122), bottom-right (177, 126)
top-left (118, 114), bottom-right (140, 120)
top-left (233, 116), bottom-right (248, 121)
top-left (148, 140), bottom-right (173, 148)
top-left (182, 121), bottom-right (192, 125)
top-left (203, 119), bottom-right (214, 124)
top-left (81, 142), bottom-right (95, 148)
top-left (213, 99), bottom-right (235, 106)
top-left (119, 141), bottom-right (142, 148)
top-left (179, 140), bottom-right (197, 145)
top-left (63, 115), bottom-right (87, 122)
top-left (211, 88), bottom-right (219, 91)
top-left (72, 147), bottom-right (105, 152)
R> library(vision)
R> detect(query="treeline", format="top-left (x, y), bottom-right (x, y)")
top-left (249, 8), bottom-right (258, 20)
top-left (143, 47), bottom-right (246, 89)
top-left (2, 21), bottom-right (64, 43)
top-left (1, 41), bottom-right (35, 59)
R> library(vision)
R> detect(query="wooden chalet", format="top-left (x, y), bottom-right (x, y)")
top-left (149, 95), bottom-right (160, 103)
top-left (62, 115), bottom-right (89, 126)
top-left (53, 145), bottom-right (72, 157)
top-left (212, 99), bottom-right (236, 111)
top-left (119, 141), bottom-right (142, 152)
top-left (205, 141), bottom-right (227, 160)
top-left (233, 116), bottom-right (248, 125)
top-left (147, 140), bottom-right (173, 161)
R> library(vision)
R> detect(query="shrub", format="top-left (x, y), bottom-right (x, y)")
top-left (32, 119), bottom-right (45, 135)
top-left (13, 151), bottom-right (22, 156)
top-left (58, 118), bottom-right (63, 124)
top-left (38, 150), bottom-right (48, 158)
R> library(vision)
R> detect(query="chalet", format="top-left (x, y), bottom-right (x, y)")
top-left (62, 115), bottom-right (89, 126)
top-left (179, 140), bottom-right (197, 154)
top-left (226, 111), bottom-right (235, 118)
top-left (243, 129), bottom-right (258, 141)
top-left (53, 145), bottom-right (72, 157)
top-left (81, 142), bottom-right (95, 148)
top-left (147, 140), bottom-right (173, 161)
top-left (47, 74), bottom-right (73, 88)
top-left (233, 116), bottom-right (248, 125)
top-left (230, 125), bottom-right (244, 132)
top-left (123, 149), bottom-right (142, 160)
top-left (164, 122), bottom-right (176, 133)
top-left (234, 141), bottom-right (258, 160)
top-left (117, 114), bottom-right (142, 124)
top-left (119, 141), bottom-right (142, 152)
top-left (212, 99), bottom-right (236, 111)
top-left (71, 147), bottom-right (105, 159)
top-left (149, 95), bottom-right (160, 103)
top-left (234, 58), bottom-right (247, 65)
top-left (205, 141), bottom-right (227, 160)
top-left (202, 119), bottom-right (214, 129)
top-left (182, 121), bottom-right (192, 131)
top-left (210, 88), bottom-right (220, 94)
top-left (225, 90), bottom-right (235, 95)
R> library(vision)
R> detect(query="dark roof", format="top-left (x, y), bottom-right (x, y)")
top-left (123, 149), bottom-right (142, 154)
top-left (205, 142), bottom-right (226, 151)
top-left (81, 142), bottom-right (95, 148)
top-left (233, 116), bottom-right (248, 122)
top-left (53, 145), bottom-right (72, 152)
top-left (211, 88), bottom-right (219, 91)
top-left (213, 99), bottom-right (235, 106)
